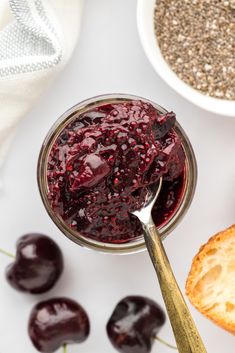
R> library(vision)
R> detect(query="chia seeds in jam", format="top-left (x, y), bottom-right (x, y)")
top-left (47, 100), bottom-right (185, 244)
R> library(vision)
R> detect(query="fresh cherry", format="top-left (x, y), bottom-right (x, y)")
top-left (5, 233), bottom-right (63, 294)
top-left (107, 296), bottom-right (166, 353)
top-left (28, 297), bottom-right (90, 353)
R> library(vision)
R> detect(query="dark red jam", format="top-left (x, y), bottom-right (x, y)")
top-left (47, 100), bottom-right (186, 244)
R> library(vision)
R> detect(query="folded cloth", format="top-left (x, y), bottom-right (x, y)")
top-left (0, 0), bottom-right (83, 167)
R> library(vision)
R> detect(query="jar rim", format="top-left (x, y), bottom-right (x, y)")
top-left (37, 94), bottom-right (197, 254)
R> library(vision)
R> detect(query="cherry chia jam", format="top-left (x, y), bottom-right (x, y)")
top-left (45, 99), bottom-right (187, 244)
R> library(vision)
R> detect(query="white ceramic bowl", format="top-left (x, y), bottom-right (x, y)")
top-left (137, 0), bottom-right (235, 117)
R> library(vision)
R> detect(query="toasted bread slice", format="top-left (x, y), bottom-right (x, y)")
top-left (186, 224), bottom-right (235, 334)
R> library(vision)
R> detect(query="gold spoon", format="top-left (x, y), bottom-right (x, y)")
top-left (132, 177), bottom-right (207, 353)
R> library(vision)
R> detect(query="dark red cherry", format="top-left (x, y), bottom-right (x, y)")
top-left (6, 234), bottom-right (63, 294)
top-left (67, 153), bottom-right (111, 191)
top-left (107, 296), bottom-right (166, 353)
top-left (153, 111), bottom-right (176, 139)
top-left (28, 297), bottom-right (90, 353)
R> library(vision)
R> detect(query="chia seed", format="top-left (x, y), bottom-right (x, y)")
top-left (154, 0), bottom-right (235, 100)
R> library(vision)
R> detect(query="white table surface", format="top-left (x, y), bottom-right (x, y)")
top-left (1, 1), bottom-right (235, 352)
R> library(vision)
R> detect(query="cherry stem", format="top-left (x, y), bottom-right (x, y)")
top-left (155, 336), bottom-right (177, 350)
top-left (63, 345), bottom-right (67, 353)
top-left (0, 248), bottom-right (15, 259)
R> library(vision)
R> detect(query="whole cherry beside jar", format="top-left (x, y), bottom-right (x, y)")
top-left (0, 233), bottom-right (63, 294)
top-left (28, 297), bottom-right (90, 353)
top-left (37, 94), bottom-right (197, 254)
top-left (107, 296), bottom-right (177, 353)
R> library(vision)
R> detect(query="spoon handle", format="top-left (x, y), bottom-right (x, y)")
top-left (142, 220), bottom-right (207, 353)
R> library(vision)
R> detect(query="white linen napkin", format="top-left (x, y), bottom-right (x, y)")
top-left (0, 0), bottom-right (83, 167)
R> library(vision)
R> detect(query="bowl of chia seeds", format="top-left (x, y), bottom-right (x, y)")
top-left (137, 0), bottom-right (235, 117)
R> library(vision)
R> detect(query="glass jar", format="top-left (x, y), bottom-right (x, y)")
top-left (37, 94), bottom-right (197, 254)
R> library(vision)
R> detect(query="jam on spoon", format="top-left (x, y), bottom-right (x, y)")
top-left (47, 100), bottom-right (185, 244)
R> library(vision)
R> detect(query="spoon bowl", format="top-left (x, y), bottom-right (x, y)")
top-left (132, 177), bottom-right (163, 224)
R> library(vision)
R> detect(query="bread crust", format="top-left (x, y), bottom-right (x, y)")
top-left (186, 224), bottom-right (235, 335)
